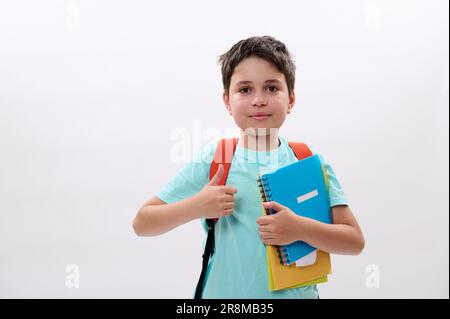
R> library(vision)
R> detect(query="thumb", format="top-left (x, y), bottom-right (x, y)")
top-left (209, 164), bottom-right (224, 185)
top-left (262, 201), bottom-right (286, 212)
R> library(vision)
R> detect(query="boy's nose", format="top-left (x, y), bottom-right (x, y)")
top-left (251, 94), bottom-right (267, 107)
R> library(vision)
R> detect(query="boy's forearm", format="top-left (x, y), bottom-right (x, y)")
top-left (133, 196), bottom-right (201, 237)
top-left (299, 218), bottom-right (365, 255)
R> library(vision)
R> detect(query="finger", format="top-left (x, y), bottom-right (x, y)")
top-left (223, 186), bottom-right (238, 195)
top-left (224, 202), bottom-right (234, 209)
top-left (224, 194), bottom-right (235, 202)
top-left (257, 216), bottom-right (270, 225)
top-left (258, 225), bottom-right (271, 233)
top-left (262, 201), bottom-right (286, 212)
top-left (259, 231), bottom-right (273, 240)
top-left (209, 164), bottom-right (224, 186)
top-left (263, 239), bottom-right (277, 245)
top-left (260, 235), bottom-right (276, 245)
top-left (223, 207), bottom-right (234, 215)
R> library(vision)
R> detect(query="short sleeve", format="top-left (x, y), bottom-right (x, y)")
top-left (310, 148), bottom-right (348, 208)
top-left (156, 141), bottom-right (216, 204)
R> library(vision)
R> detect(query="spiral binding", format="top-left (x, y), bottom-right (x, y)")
top-left (257, 175), bottom-right (290, 265)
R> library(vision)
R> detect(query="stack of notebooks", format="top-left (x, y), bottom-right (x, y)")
top-left (257, 154), bottom-right (332, 291)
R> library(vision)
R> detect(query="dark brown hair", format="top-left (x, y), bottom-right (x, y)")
top-left (218, 35), bottom-right (296, 95)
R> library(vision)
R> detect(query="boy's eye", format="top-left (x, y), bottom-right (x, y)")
top-left (238, 86), bottom-right (279, 94)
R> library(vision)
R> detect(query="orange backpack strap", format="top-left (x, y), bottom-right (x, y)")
top-left (287, 141), bottom-right (313, 160)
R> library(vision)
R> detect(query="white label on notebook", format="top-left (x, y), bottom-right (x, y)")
top-left (295, 250), bottom-right (317, 267)
top-left (297, 189), bottom-right (319, 204)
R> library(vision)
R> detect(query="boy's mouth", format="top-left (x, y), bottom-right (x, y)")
top-left (249, 113), bottom-right (272, 121)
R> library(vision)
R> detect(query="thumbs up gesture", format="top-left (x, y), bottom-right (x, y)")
top-left (193, 164), bottom-right (238, 219)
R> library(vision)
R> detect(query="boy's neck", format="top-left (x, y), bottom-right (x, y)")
top-left (238, 130), bottom-right (280, 151)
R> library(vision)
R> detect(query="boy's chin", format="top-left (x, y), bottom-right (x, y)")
top-left (240, 127), bottom-right (280, 137)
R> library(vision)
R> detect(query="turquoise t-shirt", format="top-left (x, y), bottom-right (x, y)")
top-left (157, 136), bottom-right (348, 299)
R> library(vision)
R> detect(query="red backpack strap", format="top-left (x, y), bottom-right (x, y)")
top-left (208, 138), bottom-right (238, 223)
top-left (287, 141), bottom-right (313, 160)
top-left (209, 138), bottom-right (238, 185)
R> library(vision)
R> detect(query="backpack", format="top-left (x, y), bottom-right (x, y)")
top-left (194, 138), bottom-right (313, 299)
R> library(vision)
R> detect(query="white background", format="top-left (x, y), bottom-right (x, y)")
top-left (0, 0), bottom-right (448, 298)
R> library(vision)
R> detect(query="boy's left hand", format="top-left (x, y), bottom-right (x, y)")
top-left (257, 201), bottom-right (308, 246)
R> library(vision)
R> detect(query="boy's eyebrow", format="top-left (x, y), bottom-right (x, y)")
top-left (235, 79), bottom-right (283, 86)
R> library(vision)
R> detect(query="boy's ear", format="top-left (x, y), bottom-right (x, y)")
top-left (287, 91), bottom-right (295, 114)
top-left (223, 91), bottom-right (232, 115)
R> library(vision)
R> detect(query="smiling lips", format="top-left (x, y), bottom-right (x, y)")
top-left (249, 113), bottom-right (271, 121)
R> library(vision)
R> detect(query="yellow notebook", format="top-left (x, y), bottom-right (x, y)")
top-left (266, 243), bottom-right (332, 291)
top-left (259, 204), bottom-right (332, 291)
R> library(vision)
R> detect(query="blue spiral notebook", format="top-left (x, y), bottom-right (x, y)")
top-left (258, 154), bottom-right (331, 265)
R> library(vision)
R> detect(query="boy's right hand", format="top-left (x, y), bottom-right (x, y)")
top-left (193, 164), bottom-right (238, 219)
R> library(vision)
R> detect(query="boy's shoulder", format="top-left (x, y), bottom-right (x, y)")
top-left (281, 137), bottom-right (322, 156)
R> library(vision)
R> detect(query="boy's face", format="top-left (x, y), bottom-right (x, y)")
top-left (223, 56), bottom-right (295, 136)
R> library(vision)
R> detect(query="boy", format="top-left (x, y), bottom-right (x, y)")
top-left (133, 35), bottom-right (365, 299)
